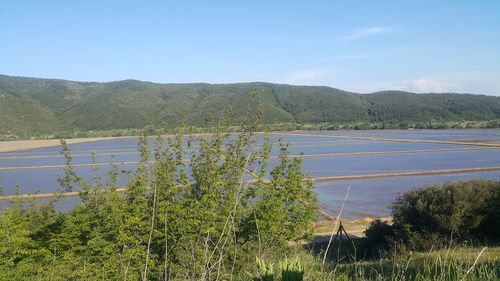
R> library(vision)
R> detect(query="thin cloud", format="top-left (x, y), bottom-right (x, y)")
top-left (409, 79), bottom-right (452, 93)
top-left (345, 79), bottom-right (453, 93)
top-left (279, 69), bottom-right (337, 85)
top-left (336, 26), bottom-right (393, 42)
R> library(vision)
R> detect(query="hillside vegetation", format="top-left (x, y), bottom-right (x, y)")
top-left (1, 74), bottom-right (500, 138)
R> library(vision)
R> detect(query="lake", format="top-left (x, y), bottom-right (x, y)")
top-left (1, 129), bottom-right (500, 219)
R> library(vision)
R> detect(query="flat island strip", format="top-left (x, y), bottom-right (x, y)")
top-left (1, 147), bottom-right (499, 170)
top-left (0, 141), bottom-right (388, 159)
top-left (2, 166), bottom-right (500, 201)
top-left (272, 132), bottom-right (500, 147)
top-left (4, 131), bottom-right (498, 154)
top-left (308, 166), bottom-right (500, 181)
top-left (0, 137), bottom-right (133, 153)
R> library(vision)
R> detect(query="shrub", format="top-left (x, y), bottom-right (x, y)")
top-left (0, 127), bottom-right (317, 279)
top-left (249, 257), bottom-right (304, 281)
top-left (279, 257), bottom-right (304, 281)
top-left (363, 220), bottom-right (412, 257)
top-left (253, 258), bottom-right (275, 281)
top-left (364, 219), bottom-right (396, 255)
top-left (364, 180), bottom-right (500, 253)
top-left (390, 180), bottom-right (500, 247)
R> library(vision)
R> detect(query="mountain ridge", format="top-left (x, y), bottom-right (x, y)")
top-left (1, 74), bottom-right (499, 137)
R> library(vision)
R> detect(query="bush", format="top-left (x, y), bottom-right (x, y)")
top-left (0, 128), bottom-right (318, 280)
top-left (364, 180), bottom-right (500, 253)
top-left (249, 257), bottom-right (304, 281)
top-left (279, 257), bottom-right (304, 281)
top-left (364, 220), bottom-right (396, 256)
top-left (392, 180), bottom-right (500, 240)
top-left (363, 220), bottom-right (412, 257)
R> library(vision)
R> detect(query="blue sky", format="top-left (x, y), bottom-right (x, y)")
top-left (1, 0), bottom-right (499, 95)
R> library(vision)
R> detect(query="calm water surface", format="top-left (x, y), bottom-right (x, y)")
top-left (1, 129), bottom-right (500, 218)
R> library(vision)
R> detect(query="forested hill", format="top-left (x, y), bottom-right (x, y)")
top-left (1, 74), bottom-right (500, 137)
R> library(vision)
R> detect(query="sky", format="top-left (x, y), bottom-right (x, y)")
top-left (1, 0), bottom-right (499, 95)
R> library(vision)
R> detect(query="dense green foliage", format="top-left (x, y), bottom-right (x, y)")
top-left (0, 122), bottom-right (318, 280)
top-left (1, 129), bottom-right (499, 279)
top-left (363, 91), bottom-right (500, 122)
top-left (1, 74), bottom-right (500, 138)
top-left (365, 180), bottom-right (500, 254)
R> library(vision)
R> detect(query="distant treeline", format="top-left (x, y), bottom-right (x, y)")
top-left (3, 119), bottom-right (499, 141)
top-left (1, 74), bottom-right (500, 139)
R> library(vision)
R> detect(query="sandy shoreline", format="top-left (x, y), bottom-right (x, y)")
top-left (0, 137), bottom-right (131, 153)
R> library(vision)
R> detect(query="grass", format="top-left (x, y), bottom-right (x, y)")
top-left (248, 246), bottom-right (500, 280)
top-left (243, 216), bottom-right (500, 280)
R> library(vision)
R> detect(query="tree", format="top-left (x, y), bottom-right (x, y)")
top-left (0, 100), bottom-right (318, 280)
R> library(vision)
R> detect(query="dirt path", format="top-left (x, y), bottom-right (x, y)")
top-left (313, 217), bottom-right (391, 242)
